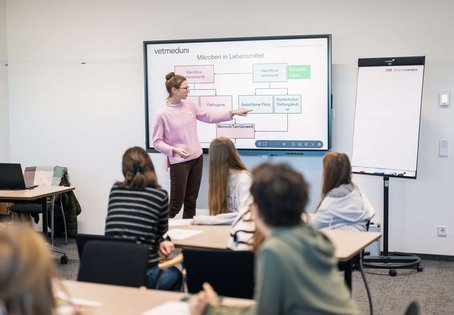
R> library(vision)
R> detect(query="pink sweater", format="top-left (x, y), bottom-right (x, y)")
top-left (152, 99), bottom-right (232, 165)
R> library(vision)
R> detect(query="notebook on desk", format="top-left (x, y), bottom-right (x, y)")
top-left (0, 163), bottom-right (39, 190)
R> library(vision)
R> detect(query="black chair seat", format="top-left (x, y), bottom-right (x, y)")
top-left (9, 203), bottom-right (42, 213)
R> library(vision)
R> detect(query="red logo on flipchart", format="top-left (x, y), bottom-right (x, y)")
top-left (385, 68), bottom-right (392, 72)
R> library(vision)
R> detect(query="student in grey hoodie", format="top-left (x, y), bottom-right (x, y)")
top-left (312, 152), bottom-right (375, 231)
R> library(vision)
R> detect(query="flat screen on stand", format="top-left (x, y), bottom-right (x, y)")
top-left (144, 34), bottom-right (332, 155)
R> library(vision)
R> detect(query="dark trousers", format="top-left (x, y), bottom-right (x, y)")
top-left (169, 154), bottom-right (203, 218)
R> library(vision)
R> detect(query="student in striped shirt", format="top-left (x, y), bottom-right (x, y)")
top-left (105, 146), bottom-right (181, 290)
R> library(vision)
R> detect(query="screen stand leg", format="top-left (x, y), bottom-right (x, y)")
top-left (362, 176), bottom-right (423, 276)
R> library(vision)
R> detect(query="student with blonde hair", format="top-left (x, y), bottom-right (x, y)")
top-left (312, 151), bottom-right (375, 231)
top-left (0, 224), bottom-right (77, 315)
top-left (192, 137), bottom-right (255, 250)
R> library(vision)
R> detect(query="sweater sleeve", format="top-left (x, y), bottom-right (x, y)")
top-left (254, 248), bottom-right (283, 315)
top-left (193, 212), bottom-right (237, 225)
top-left (152, 113), bottom-right (175, 157)
top-left (156, 190), bottom-right (169, 245)
top-left (236, 173), bottom-right (253, 214)
top-left (203, 304), bottom-right (255, 315)
top-left (311, 199), bottom-right (332, 229)
top-left (195, 104), bottom-right (232, 124)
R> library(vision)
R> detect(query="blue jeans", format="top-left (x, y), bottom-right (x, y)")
top-left (146, 265), bottom-right (182, 290)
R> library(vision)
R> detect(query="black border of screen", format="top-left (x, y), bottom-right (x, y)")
top-left (143, 34), bottom-right (332, 156)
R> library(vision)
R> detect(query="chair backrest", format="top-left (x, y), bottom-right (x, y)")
top-left (75, 233), bottom-right (137, 259)
top-left (404, 301), bottom-right (420, 315)
top-left (77, 240), bottom-right (149, 287)
top-left (183, 248), bottom-right (255, 299)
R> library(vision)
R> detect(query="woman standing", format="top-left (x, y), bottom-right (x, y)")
top-left (152, 72), bottom-right (251, 218)
top-left (311, 151), bottom-right (375, 231)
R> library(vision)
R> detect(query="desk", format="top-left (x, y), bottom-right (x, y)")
top-left (170, 224), bottom-right (381, 290)
top-left (60, 279), bottom-right (254, 315)
top-left (0, 186), bottom-right (75, 237)
top-left (0, 186), bottom-right (75, 264)
top-left (321, 229), bottom-right (381, 290)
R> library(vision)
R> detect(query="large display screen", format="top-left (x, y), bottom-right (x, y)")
top-left (144, 35), bottom-right (332, 155)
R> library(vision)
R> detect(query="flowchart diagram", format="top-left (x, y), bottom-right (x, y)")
top-left (174, 63), bottom-right (323, 149)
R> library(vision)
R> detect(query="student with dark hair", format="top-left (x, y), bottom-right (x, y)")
top-left (192, 137), bottom-right (255, 250)
top-left (105, 146), bottom-right (181, 290)
top-left (312, 151), bottom-right (375, 231)
top-left (152, 72), bottom-right (251, 219)
top-left (189, 163), bottom-right (360, 315)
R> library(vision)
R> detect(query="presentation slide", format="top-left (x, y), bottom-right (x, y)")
top-left (351, 57), bottom-right (425, 178)
top-left (144, 35), bottom-right (331, 154)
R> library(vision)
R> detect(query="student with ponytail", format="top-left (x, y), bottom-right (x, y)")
top-left (105, 146), bottom-right (181, 290)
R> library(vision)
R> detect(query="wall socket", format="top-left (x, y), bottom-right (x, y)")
top-left (437, 226), bottom-right (448, 237)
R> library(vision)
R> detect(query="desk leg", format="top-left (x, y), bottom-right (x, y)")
top-left (344, 260), bottom-right (353, 292)
top-left (41, 197), bottom-right (48, 239)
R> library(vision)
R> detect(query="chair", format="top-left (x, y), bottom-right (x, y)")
top-left (75, 233), bottom-right (137, 259)
top-left (183, 248), bottom-right (255, 299)
top-left (404, 301), bottom-right (420, 315)
top-left (77, 240), bottom-right (149, 287)
top-left (8, 166), bottom-right (69, 244)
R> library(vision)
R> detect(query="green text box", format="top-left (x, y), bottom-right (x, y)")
top-left (288, 65), bottom-right (311, 79)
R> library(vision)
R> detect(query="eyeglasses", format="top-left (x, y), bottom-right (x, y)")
top-left (178, 86), bottom-right (190, 90)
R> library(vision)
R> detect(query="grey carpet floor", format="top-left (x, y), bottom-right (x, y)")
top-left (52, 238), bottom-right (454, 315)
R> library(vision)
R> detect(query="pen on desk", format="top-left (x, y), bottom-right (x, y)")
top-left (373, 172), bottom-right (385, 175)
top-left (180, 294), bottom-right (224, 303)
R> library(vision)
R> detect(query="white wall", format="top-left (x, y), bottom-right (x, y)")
top-left (0, 0), bottom-right (9, 160)
top-left (5, 0), bottom-right (454, 255)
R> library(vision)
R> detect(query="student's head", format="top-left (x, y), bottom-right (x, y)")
top-left (208, 137), bottom-right (248, 215)
top-left (120, 146), bottom-right (160, 189)
top-left (321, 151), bottom-right (352, 196)
top-left (250, 163), bottom-right (309, 228)
top-left (165, 72), bottom-right (188, 99)
top-left (0, 224), bottom-right (56, 315)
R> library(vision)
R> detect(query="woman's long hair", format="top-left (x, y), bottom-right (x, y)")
top-left (118, 146), bottom-right (160, 189)
top-left (208, 137), bottom-right (248, 215)
top-left (317, 152), bottom-right (352, 208)
top-left (0, 224), bottom-right (56, 315)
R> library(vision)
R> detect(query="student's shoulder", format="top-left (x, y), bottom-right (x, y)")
top-left (144, 185), bottom-right (167, 194)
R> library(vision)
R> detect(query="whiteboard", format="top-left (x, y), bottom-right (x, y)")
top-left (351, 57), bottom-right (425, 178)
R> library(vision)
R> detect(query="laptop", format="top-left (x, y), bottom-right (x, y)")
top-left (0, 163), bottom-right (39, 190)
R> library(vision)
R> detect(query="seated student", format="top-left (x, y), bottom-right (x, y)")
top-left (105, 146), bottom-right (181, 290)
top-left (311, 151), bottom-right (375, 231)
top-left (192, 137), bottom-right (255, 250)
top-left (189, 163), bottom-right (360, 315)
top-left (0, 224), bottom-right (76, 315)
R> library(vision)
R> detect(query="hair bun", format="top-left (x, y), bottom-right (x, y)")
top-left (165, 72), bottom-right (175, 81)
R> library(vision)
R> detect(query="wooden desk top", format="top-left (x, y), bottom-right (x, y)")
top-left (60, 280), bottom-right (253, 315)
top-left (170, 224), bottom-right (232, 249)
top-left (321, 229), bottom-right (381, 261)
top-left (0, 186), bottom-right (75, 200)
top-left (170, 224), bottom-right (381, 261)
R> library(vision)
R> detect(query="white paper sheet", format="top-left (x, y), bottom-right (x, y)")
top-left (167, 228), bottom-right (203, 240)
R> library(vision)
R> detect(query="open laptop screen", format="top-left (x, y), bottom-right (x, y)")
top-left (0, 163), bottom-right (38, 190)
